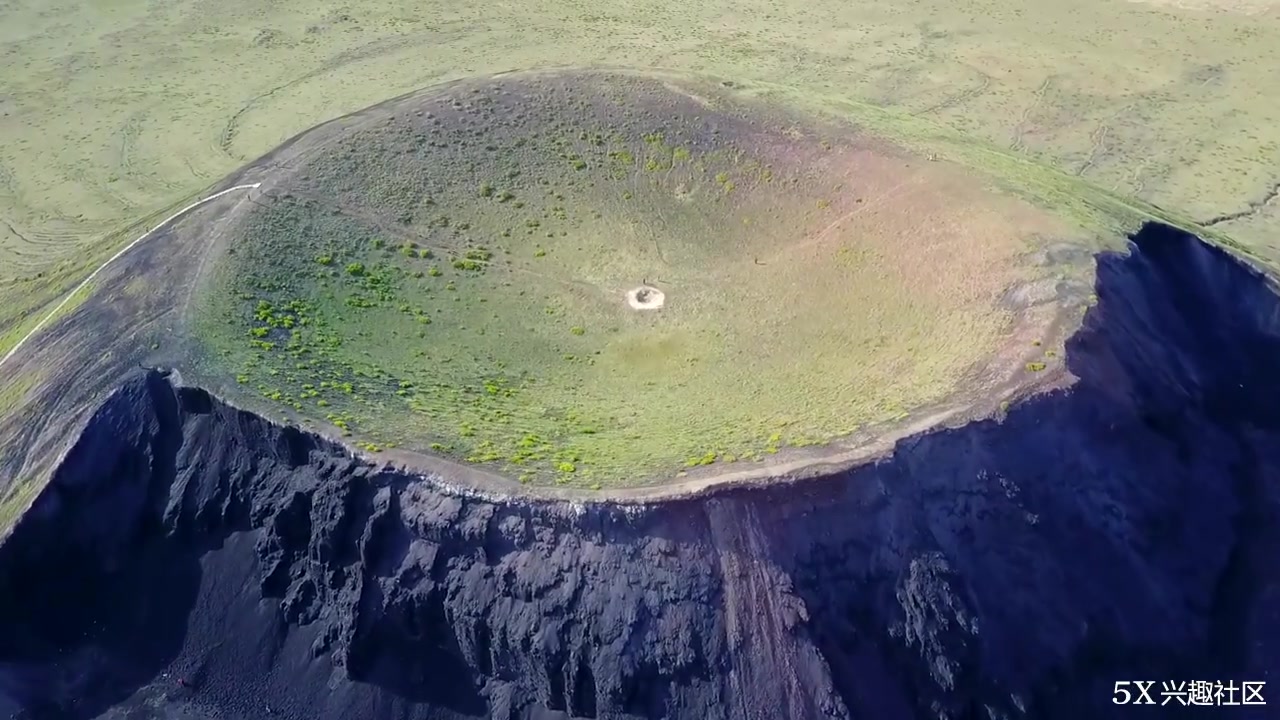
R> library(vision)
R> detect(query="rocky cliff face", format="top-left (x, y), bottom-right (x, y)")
top-left (0, 222), bottom-right (1277, 720)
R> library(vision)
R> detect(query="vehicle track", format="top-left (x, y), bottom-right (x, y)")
top-left (1201, 181), bottom-right (1280, 228)
top-left (218, 33), bottom-right (451, 158)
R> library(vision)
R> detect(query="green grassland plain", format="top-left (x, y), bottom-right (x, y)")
top-left (1, 0), bottom-right (1279, 488)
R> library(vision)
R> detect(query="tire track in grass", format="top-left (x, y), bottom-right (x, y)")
top-left (219, 31), bottom-right (462, 159)
top-left (1010, 75), bottom-right (1054, 153)
top-left (1200, 182), bottom-right (1280, 228)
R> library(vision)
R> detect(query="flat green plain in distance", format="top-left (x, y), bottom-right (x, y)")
top-left (188, 71), bottom-right (1073, 487)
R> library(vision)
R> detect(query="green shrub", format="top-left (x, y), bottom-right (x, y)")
top-left (345, 263), bottom-right (366, 276)
top-left (684, 451), bottom-right (717, 467)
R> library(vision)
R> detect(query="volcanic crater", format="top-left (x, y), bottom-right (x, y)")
top-left (175, 70), bottom-right (1087, 489)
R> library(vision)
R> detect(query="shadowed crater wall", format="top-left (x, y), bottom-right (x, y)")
top-left (0, 221), bottom-right (1277, 720)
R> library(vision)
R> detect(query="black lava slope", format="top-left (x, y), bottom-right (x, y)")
top-left (1, 222), bottom-right (1279, 720)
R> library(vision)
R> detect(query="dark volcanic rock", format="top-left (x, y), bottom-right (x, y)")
top-left (1, 222), bottom-right (1278, 720)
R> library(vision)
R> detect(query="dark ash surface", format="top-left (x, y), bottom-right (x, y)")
top-left (0, 222), bottom-right (1277, 719)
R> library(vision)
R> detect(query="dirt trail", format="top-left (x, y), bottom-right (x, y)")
top-left (0, 184), bottom-right (260, 376)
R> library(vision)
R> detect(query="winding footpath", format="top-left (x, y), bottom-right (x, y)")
top-left (0, 183), bottom-right (261, 377)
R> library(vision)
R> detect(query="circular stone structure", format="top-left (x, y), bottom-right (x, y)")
top-left (184, 70), bottom-right (1083, 488)
top-left (626, 286), bottom-right (665, 311)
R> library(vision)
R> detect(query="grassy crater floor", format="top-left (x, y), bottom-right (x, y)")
top-left (188, 71), bottom-right (1069, 487)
